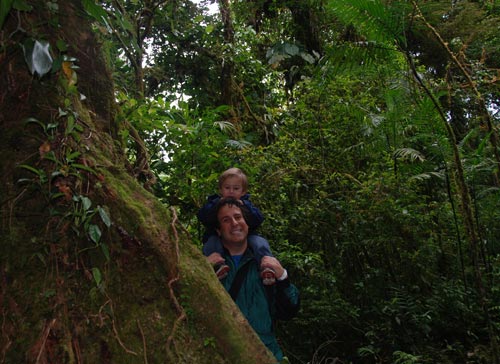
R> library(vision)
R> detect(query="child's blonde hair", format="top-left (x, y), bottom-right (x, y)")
top-left (218, 167), bottom-right (249, 191)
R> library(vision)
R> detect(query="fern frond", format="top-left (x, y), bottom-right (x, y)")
top-left (409, 171), bottom-right (445, 182)
top-left (393, 147), bottom-right (425, 162)
top-left (323, 41), bottom-right (398, 74)
top-left (226, 139), bottom-right (252, 149)
top-left (213, 120), bottom-right (236, 132)
top-left (476, 186), bottom-right (500, 199)
top-left (327, 0), bottom-right (410, 44)
top-left (322, 0), bottom-right (411, 75)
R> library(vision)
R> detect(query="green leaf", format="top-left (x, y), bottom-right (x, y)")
top-left (81, 196), bottom-right (92, 211)
top-left (71, 163), bottom-right (97, 175)
top-left (393, 147), bottom-right (425, 163)
top-left (205, 24), bottom-right (214, 34)
top-left (42, 151), bottom-right (58, 163)
top-left (101, 243), bottom-right (110, 261)
top-left (97, 206), bottom-right (111, 228)
top-left (91, 267), bottom-right (102, 285)
top-left (284, 43), bottom-right (299, 56)
top-left (56, 39), bottom-right (68, 52)
top-left (300, 51), bottom-right (315, 64)
top-left (118, 16), bottom-right (135, 34)
top-left (23, 117), bottom-right (46, 132)
top-left (12, 0), bottom-right (32, 11)
top-left (65, 151), bottom-right (81, 162)
top-left (88, 224), bottom-right (101, 244)
top-left (51, 56), bottom-right (63, 73)
top-left (0, 0), bottom-right (14, 30)
top-left (82, 0), bottom-right (107, 23)
top-left (66, 115), bottom-right (75, 135)
top-left (268, 53), bottom-right (287, 65)
top-left (18, 164), bottom-right (44, 177)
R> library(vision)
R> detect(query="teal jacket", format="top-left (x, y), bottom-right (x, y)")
top-left (221, 248), bottom-right (300, 361)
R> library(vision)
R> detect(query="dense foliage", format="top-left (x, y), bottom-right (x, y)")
top-left (3, 0), bottom-right (499, 362)
top-left (111, 0), bottom-right (500, 362)
top-left (98, 0), bottom-right (500, 363)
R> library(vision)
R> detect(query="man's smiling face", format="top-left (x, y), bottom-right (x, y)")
top-left (216, 204), bottom-right (249, 245)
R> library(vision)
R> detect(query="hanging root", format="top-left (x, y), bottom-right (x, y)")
top-left (28, 318), bottom-right (56, 364)
top-left (137, 319), bottom-right (149, 364)
top-left (166, 207), bottom-right (186, 355)
top-left (111, 318), bottom-right (138, 356)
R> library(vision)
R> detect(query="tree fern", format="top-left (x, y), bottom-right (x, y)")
top-left (393, 147), bottom-right (425, 162)
top-left (327, 0), bottom-right (410, 44)
top-left (322, 0), bottom-right (412, 78)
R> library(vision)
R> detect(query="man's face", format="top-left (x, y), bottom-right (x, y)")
top-left (219, 176), bottom-right (246, 199)
top-left (217, 204), bottom-right (249, 245)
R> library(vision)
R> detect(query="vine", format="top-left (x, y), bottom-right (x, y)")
top-left (166, 207), bottom-right (187, 358)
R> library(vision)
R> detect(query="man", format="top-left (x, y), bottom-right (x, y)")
top-left (206, 198), bottom-right (300, 362)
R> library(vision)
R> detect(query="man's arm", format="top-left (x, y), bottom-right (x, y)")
top-left (261, 256), bottom-right (300, 320)
top-left (274, 276), bottom-right (300, 320)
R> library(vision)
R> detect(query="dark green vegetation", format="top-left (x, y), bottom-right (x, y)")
top-left (1, 0), bottom-right (500, 363)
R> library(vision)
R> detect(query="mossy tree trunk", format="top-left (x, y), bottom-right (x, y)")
top-left (0, 1), bottom-right (275, 363)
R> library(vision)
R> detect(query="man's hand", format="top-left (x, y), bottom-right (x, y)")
top-left (207, 252), bottom-right (225, 266)
top-left (261, 256), bottom-right (285, 278)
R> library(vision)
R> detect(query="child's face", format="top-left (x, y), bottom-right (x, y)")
top-left (220, 176), bottom-right (246, 199)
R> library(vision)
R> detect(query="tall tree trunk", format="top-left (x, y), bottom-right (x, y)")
top-left (218, 0), bottom-right (239, 125)
top-left (0, 1), bottom-right (275, 363)
top-left (287, 0), bottom-right (322, 55)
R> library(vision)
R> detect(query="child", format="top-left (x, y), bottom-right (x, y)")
top-left (197, 167), bottom-right (275, 284)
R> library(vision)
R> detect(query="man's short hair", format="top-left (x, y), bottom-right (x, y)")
top-left (212, 197), bottom-right (251, 228)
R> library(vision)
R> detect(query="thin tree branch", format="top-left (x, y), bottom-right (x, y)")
top-left (412, 0), bottom-right (500, 184)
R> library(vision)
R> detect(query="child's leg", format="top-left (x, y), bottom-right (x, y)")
top-left (249, 235), bottom-right (276, 285)
top-left (247, 234), bottom-right (273, 265)
top-left (202, 235), bottom-right (224, 257)
top-left (203, 235), bottom-right (229, 279)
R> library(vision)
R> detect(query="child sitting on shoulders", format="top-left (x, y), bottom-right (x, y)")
top-left (197, 167), bottom-right (275, 285)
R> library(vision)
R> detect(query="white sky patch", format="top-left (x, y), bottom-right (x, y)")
top-left (193, 0), bottom-right (218, 15)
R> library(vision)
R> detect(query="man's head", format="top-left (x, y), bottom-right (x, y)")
top-left (215, 198), bottom-right (250, 251)
top-left (218, 167), bottom-right (248, 199)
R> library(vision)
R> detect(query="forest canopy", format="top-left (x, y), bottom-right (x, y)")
top-left (1, 0), bottom-right (500, 363)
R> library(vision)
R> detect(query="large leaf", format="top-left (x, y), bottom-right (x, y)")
top-left (22, 39), bottom-right (53, 77)
top-left (91, 267), bottom-right (102, 286)
top-left (88, 224), bottom-right (101, 244)
top-left (97, 206), bottom-right (111, 228)
top-left (82, 0), bottom-right (107, 24)
top-left (266, 42), bottom-right (301, 65)
top-left (328, 0), bottom-right (409, 44)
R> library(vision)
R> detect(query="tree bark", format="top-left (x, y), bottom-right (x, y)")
top-left (0, 1), bottom-right (275, 363)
